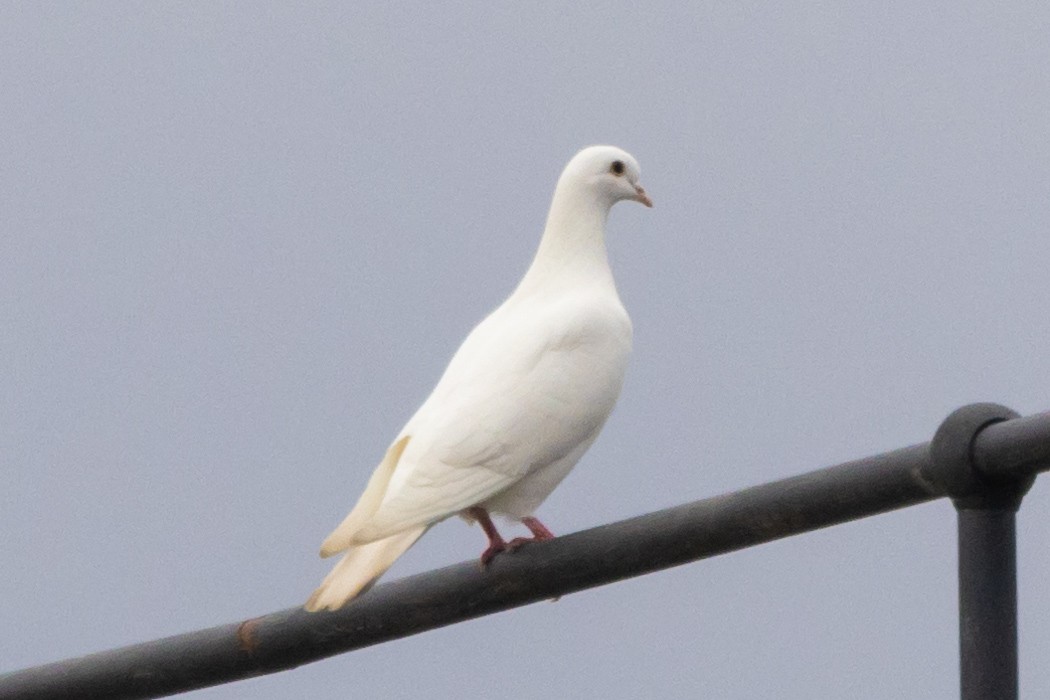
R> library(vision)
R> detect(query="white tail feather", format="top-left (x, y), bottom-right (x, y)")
top-left (304, 525), bottom-right (428, 612)
top-left (319, 435), bottom-right (411, 558)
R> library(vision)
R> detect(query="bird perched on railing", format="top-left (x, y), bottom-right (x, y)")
top-left (306, 145), bottom-right (652, 612)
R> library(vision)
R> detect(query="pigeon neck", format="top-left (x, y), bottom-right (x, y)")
top-left (518, 183), bottom-right (614, 292)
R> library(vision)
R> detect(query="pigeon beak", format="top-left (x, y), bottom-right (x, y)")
top-left (632, 184), bottom-right (653, 208)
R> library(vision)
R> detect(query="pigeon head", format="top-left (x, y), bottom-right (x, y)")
top-left (560, 145), bottom-right (653, 209)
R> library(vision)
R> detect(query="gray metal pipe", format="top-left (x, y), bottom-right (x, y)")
top-left (2, 409), bottom-right (1048, 700)
top-left (957, 509), bottom-right (1019, 700)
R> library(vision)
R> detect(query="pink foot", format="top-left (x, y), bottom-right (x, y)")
top-left (507, 517), bottom-right (556, 550)
top-left (480, 540), bottom-right (507, 566)
top-left (466, 506), bottom-right (509, 567)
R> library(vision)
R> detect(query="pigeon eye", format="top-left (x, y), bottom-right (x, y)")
top-left (610, 160), bottom-right (625, 176)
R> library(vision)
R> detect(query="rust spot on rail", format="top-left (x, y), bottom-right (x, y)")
top-left (237, 617), bottom-right (262, 655)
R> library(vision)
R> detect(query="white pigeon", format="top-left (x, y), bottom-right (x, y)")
top-left (306, 145), bottom-right (652, 612)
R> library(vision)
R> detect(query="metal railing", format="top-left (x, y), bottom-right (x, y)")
top-left (2, 403), bottom-right (1048, 700)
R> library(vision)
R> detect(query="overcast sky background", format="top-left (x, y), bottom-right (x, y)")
top-left (3, 3), bottom-right (1050, 698)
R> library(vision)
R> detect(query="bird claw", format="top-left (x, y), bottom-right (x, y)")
top-left (472, 509), bottom-right (556, 565)
top-left (506, 518), bottom-right (556, 551)
top-left (479, 541), bottom-right (507, 567)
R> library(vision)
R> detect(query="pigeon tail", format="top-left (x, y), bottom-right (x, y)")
top-left (305, 524), bottom-right (428, 612)
top-left (319, 435), bottom-right (411, 558)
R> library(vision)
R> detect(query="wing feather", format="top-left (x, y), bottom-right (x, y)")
top-left (319, 435), bottom-right (411, 557)
top-left (350, 293), bottom-right (631, 543)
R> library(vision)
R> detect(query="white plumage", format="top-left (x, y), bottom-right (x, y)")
top-left (306, 145), bottom-right (652, 612)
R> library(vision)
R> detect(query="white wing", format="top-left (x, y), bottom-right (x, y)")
top-left (349, 291), bottom-right (631, 543)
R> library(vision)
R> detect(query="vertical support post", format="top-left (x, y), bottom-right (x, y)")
top-left (956, 507), bottom-right (1018, 700)
top-left (923, 403), bottom-right (1034, 700)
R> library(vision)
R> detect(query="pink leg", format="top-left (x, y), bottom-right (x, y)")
top-left (466, 507), bottom-right (508, 566)
top-left (508, 516), bottom-right (556, 550)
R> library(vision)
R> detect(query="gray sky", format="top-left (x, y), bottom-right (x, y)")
top-left (3, 2), bottom-right (1050, 698)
